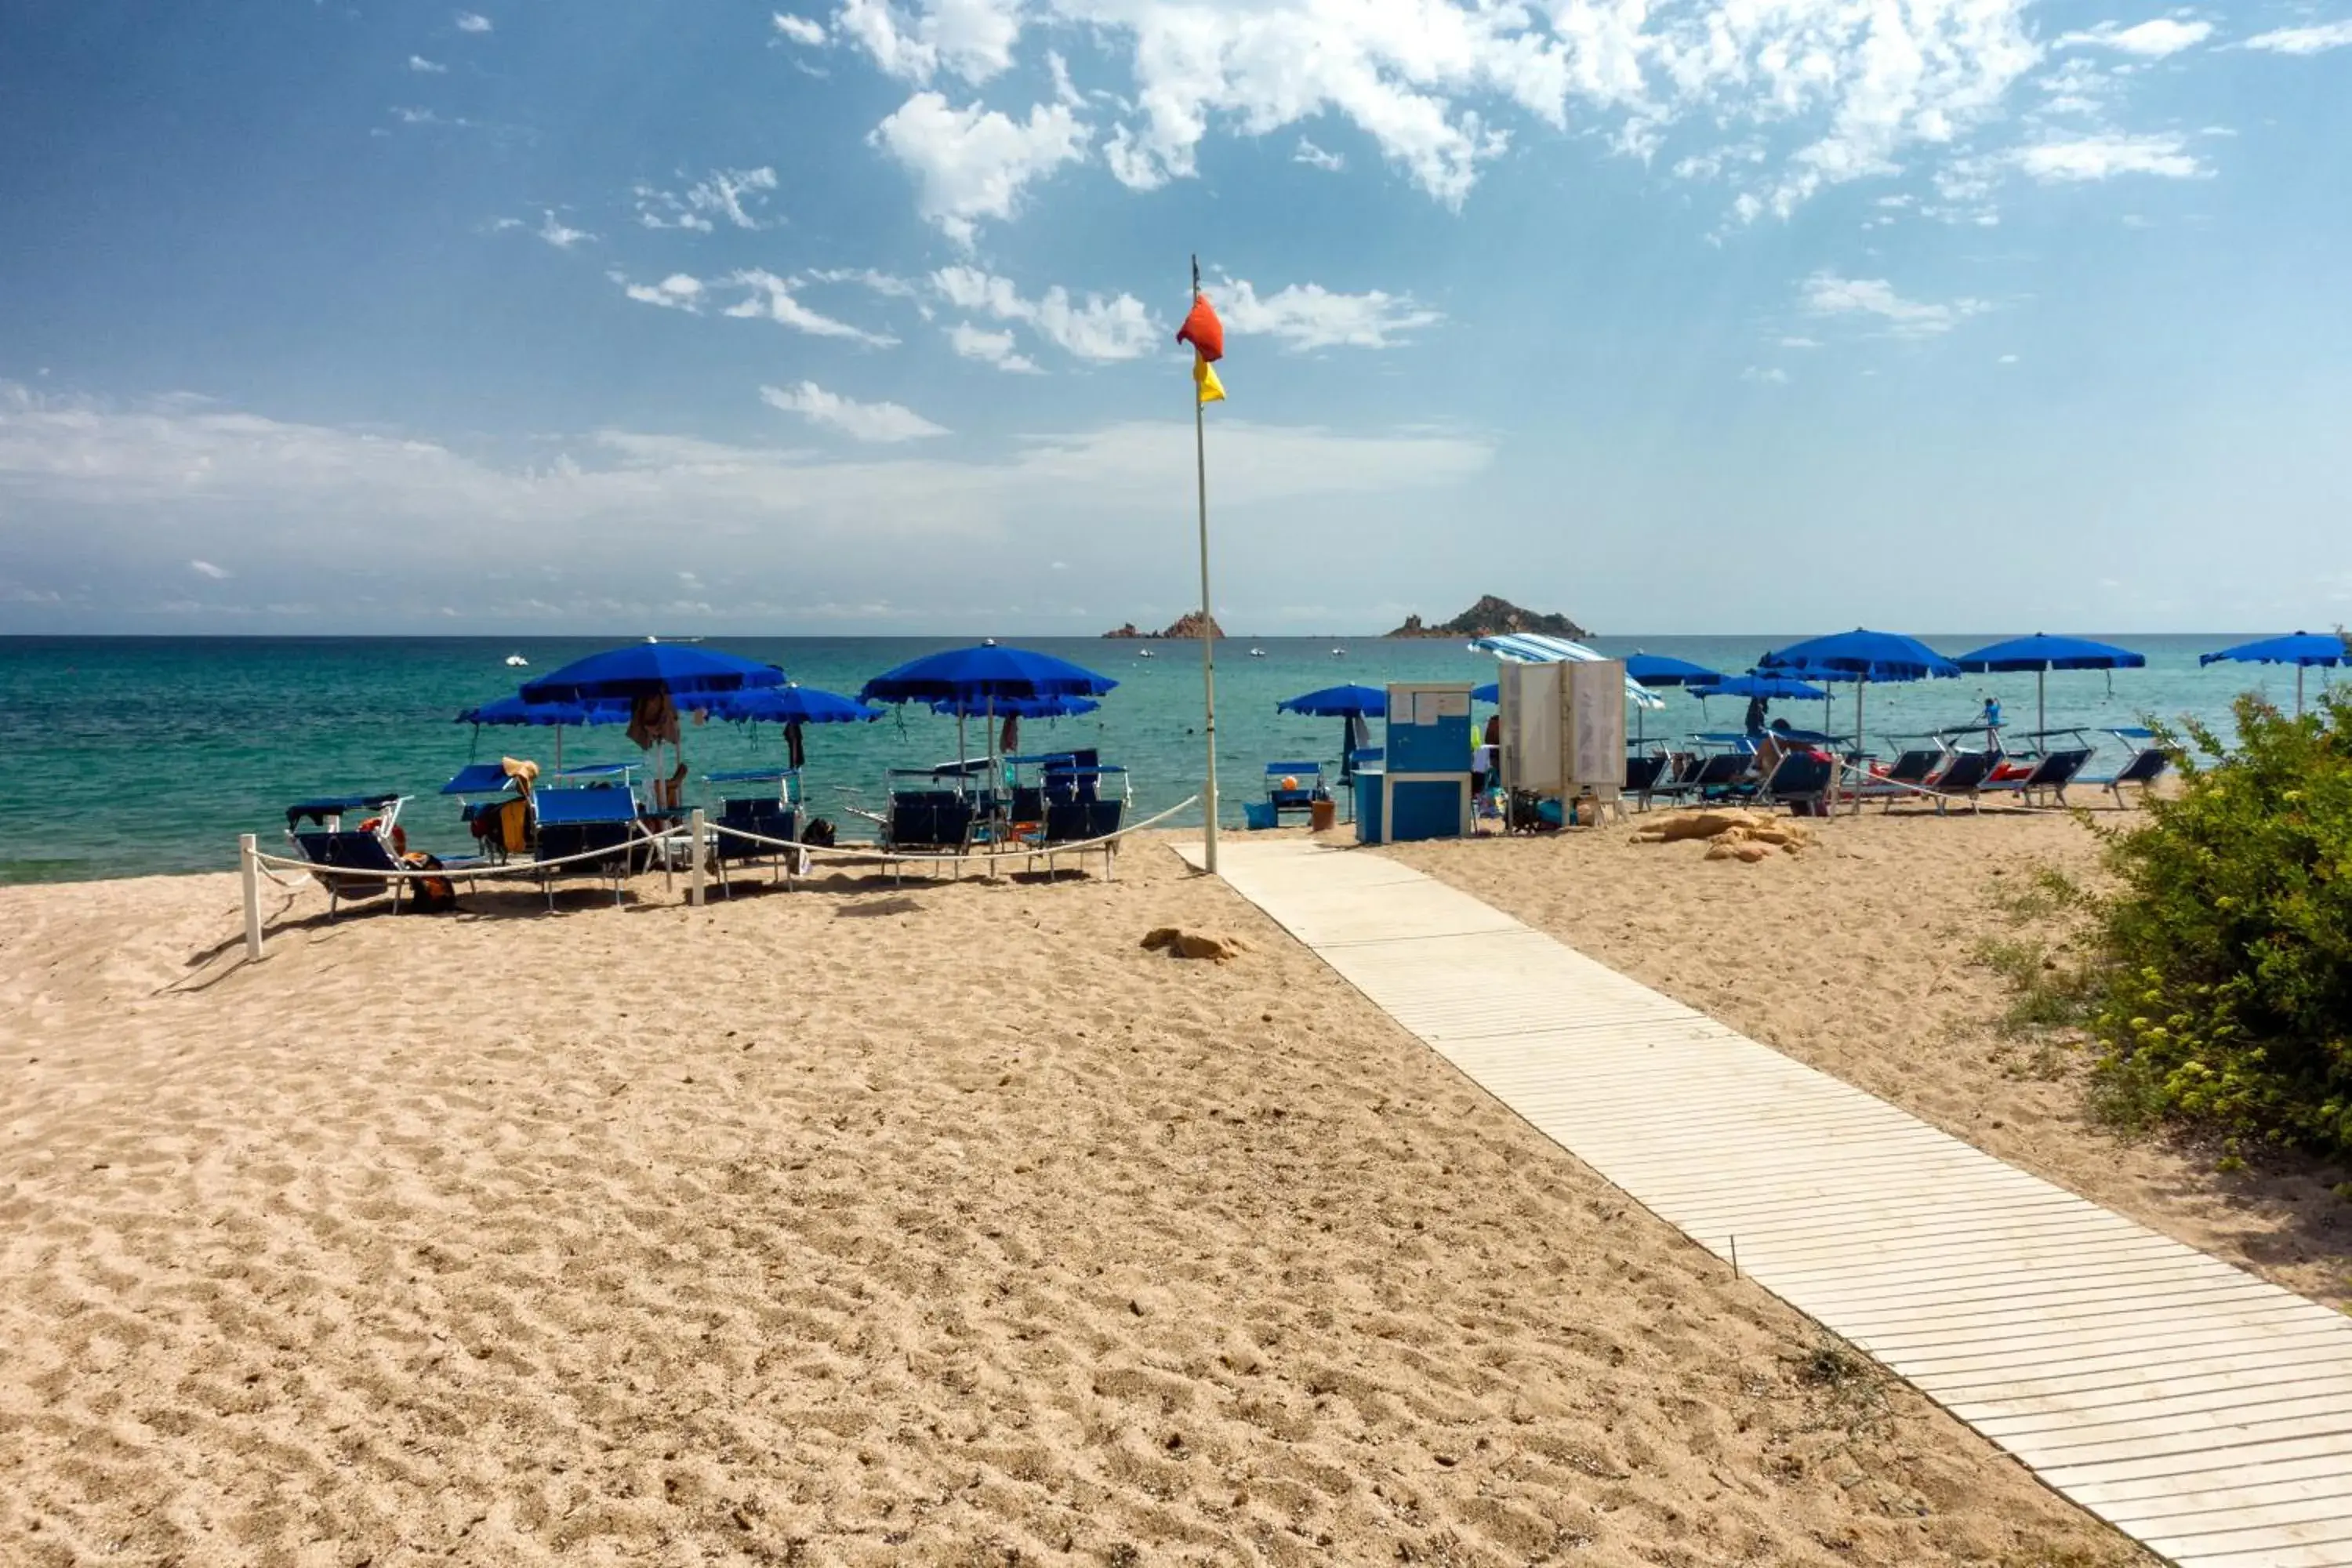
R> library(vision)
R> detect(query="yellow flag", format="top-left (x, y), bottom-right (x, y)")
top-left (1194, 354), bottom-right (1225, 405)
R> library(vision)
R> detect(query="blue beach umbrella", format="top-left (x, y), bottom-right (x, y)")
top-left (1689, 671), bottom-right (1833, 737)
top-left (1691, 672), bottom-right (1832, 702)
top-left (1761, 630), bottom-right (1962, 811)
top-left (1955, 633), bottom-right (2145, 736)
top-left (521, 645), bottom-right (786, 799)
top-left (1471, 684), bottom-right (1498, 704)
top-left (1279, 684), bottom-right (1388, 775)
top-left (708, 686), bottom-right (883, 725)
top-left (457, 691), bottom-right (628, 776)
top-left (2200, 631), bottom-right (2347, 716)
top-left (520, 644), bottom-right (787, 702)
top-left (860, 644), bottom-right (1117, 705)
top-left (1276, 684), bottom-right (1388, 717)
top-left (863, 644), bottom-right (1116, 775)
top-left (1624, 654), bottom-right (1722, 688)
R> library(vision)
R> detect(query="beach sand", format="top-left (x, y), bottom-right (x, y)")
top-left (1385, 805), bottom-right (2352, 1313)
top-left (2, 840), bottom-right (2159, 1566)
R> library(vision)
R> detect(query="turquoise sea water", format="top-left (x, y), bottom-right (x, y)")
top-left (0, 634), bottom-right (2328, 884)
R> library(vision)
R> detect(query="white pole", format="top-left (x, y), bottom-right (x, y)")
top-left (2038, 666), bottom-right (2047, 744)
top-left (1851, 680), bottom-right (1866, 815)
top-left (2297, 666), bottom-right (2307, 717)
top-left (239, 833), bottom-right (264, 961)
top-left (688, 808), bottom-right (706, 907)
top-left (1192, 254), bottom-right (1221, 875)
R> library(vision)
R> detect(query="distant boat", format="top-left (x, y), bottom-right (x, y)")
top-left (644, 635), bottom-right (705, 644)
top-left (1330, 645), bottom-right (1348, 657)
top-left (1137, 647), bottom-right (1155, 659)
top-left (504, 653), bottom-right (529, 667)
top-left (982, 637), bottom-right (998, 647)
top-left (1248, 648), bottom-right (1267, 658)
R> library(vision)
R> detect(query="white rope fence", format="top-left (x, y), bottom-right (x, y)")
top-left (237, 794), bottom-right (1202, 960)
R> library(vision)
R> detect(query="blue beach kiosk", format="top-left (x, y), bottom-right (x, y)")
top-left (1355, 682), bottom-right (1474, 844)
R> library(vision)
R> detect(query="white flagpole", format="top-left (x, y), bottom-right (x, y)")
top-left (1192, 253), bottom-right (1221, 874)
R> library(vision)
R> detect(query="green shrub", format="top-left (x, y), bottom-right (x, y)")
top-left (2085, 684), bottom-right (2352, 1157)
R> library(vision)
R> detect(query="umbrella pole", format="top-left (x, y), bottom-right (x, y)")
top-left (2298, 666), bottom-right (2307, 717)
top-left (2038, 668), bottom-right (2046, 745)
top-left (556, 724), bottom-right (564, 779)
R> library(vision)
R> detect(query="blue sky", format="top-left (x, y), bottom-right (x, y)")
top-left (1, 0), bottom-right (2347, 635)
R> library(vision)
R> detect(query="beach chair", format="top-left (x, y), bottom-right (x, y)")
top-left (284, 794), bottom-right (409, 918)
top-left (1264, 761), bottom-right (1326, 819)
top-left (703, 768), bottom-right (801, 895)
top-left (884, 791), bottom-right (976, 852)
top-left (1623, 753), bottom-right (1670, 811)
top-left (1755, 750), bottom-right (1835, 815)
top-left (443, 763), bottom-right (531, 862)
top-left (1902, 750), bottom-right (1996, 815)
top-left (1978, 747), bottom-right (2095, 808)
top-left (2087, 728), bottom-right (2169, 804)
top-left (530, 787), bottom-right (641, 907)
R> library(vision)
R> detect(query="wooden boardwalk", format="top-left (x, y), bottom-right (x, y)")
top-left (1181, 839), bottom-right (2352, 1567)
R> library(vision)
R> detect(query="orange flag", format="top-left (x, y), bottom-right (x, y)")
top-left (1177, 293), bottom-right (1225, 362)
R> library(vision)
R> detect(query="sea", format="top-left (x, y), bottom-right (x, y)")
top-left (0, 633), bottom-right (2321, 885)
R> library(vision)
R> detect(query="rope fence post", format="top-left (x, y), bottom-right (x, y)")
top-left (688, 808), bottom-right (706, 908)
top-left (239, 833), bottom-right (264, 961)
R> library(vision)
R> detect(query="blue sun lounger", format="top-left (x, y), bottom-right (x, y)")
top-left (1977, 746), bottom-right (2096, 808)
top-left (1900, 749), bottom-right (1997, 814)
top-left (1264, 761), bottom-right (1327, 818)
top-left (2085, 727), bottom-right (2169, 804)
top-left (283, 794), bottom-right (412, 918)
top-left (531, 786), bottom-right (641, 906)
top-left (703, 768), bottom-right (802, 895)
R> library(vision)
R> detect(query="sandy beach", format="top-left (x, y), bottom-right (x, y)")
top-left (0, 829), bottom-right (2199, 1565)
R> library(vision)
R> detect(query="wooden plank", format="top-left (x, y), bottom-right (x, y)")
top-left (1180, 840), bottom-right (2352, 1565)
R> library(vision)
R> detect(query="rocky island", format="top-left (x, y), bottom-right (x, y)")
top-left (1103, 612), bottom-right (1225, 639)
top-left (1385, 594), bottom-right (1590, 640)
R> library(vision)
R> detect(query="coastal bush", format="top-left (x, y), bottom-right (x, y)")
top-left (2084, 685), bottom-right (2352, 1159)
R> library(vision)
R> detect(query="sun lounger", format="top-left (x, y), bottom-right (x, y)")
top-left (1030, 797), bottom-right (1127, 880)
top-left (1755, 750), bottom-right (1835, 815)
top-left (1264, 761), bottom-right (1326, 818)
top-left (530, 786), bottom-right (642, 906)
top-left (284, 794), bottom-right (409, 917)
top-left (1900, 749), bottom-right (1996, 814)
top-left (703, 768), bottom-right (801, 895)
top-left (2085, 728), bottom-right (2169, 804)
top-left (1623, 753), bottom-right (1670, 810)
top-left (884, 791), bottom-right (976, 852)
top-left (1977, 747), bottom-right (2095, 808)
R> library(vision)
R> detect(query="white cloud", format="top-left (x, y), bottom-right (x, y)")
top-left (760, 382), bottom-right (949, 443)
top-left (1293, 137), bottom-right (1345, 172)
top-left (455, 11), bottom-right (492, 33)
top-left (636, 167), bottom-right (780, 231)
top-left (871, 93), bottom-right (1087, 244)
top-left (2014, 132), bottom-right (2202, 182)
top-left (0, 381), bottom-right (1497, 626)
top-left (807, 267), bottom-right (924, 299)
top-left (932, 267), bottom-right (1161, 360)
top-left (723, 270), bottom-right (898, 344)
top-left (835, 0), bottom-right (1023, 84)
top-left (1998, 353), bottom-right (2020, 363)
top-left (1014, 0), bottom-right (2042, 220)
top-left (2056, 18), bottom-right (2214, 56)
top-left (946, 322), bottom-right (1043, 373)
top-left (188, 559), bottom-right (232, 580)
top-left (536, 211), bottom-right (591, 249)
top-left (408, 55), bottom-right (448, 73)
top-left (1740, 366), bottom-right (1789, 385)
top-left (615, 273), bottom-right (706, 312)
top-left (772, 11), bottom-right (829, 45)
top-left (1779, 336), bottom-right (1822, 349)
top-left (2240, 19), bottom-right (2352, 53)
top-left (1046, 49), bottom-right (1083, 107)
top-left (1214, 277), bottom-right (1440, 350)
top-left (1802, 273), bottom-right (1990, 336)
